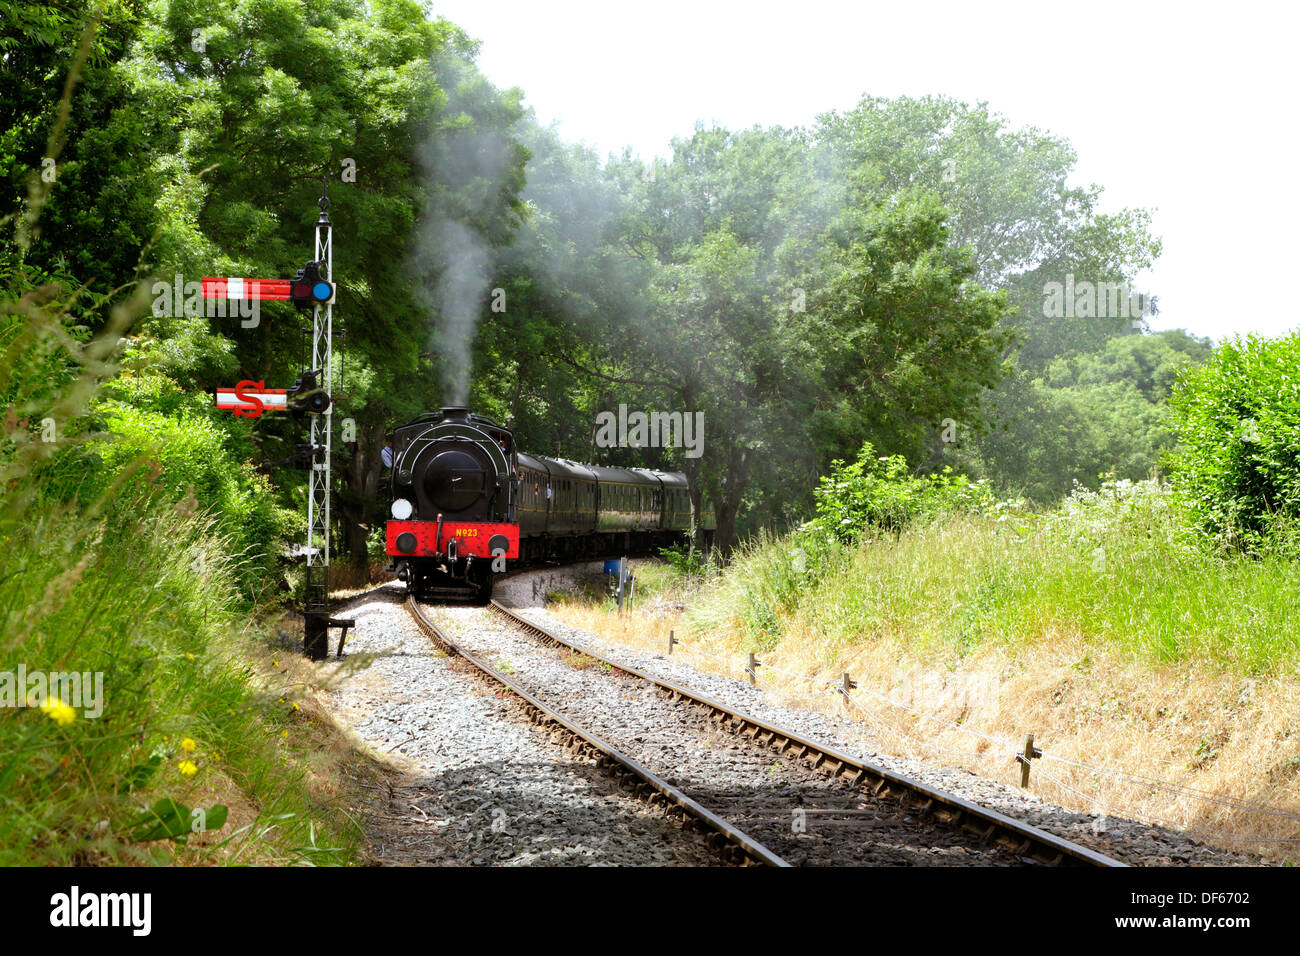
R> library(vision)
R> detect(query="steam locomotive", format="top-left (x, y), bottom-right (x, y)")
top-left (385, 407), bottom-right (713, 600)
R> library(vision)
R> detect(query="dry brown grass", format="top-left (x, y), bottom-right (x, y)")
top-left (548, 597), bottom-right (1300, 863)
top-left (329, 559), bottom-right (395, 596)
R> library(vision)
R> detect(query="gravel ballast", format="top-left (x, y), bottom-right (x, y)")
top-left (319, 566), bottom-right (1264, 866)
top-left (433, 602), bottom-right (1029, 865)
top-left (320, 585), bottom-right (719, 866)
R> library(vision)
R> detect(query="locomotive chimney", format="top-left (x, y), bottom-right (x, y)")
top-left (441, 406), bottom-right (471, 423)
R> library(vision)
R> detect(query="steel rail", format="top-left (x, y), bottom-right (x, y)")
top-left (488, 599), bottom-right (1126, 868)
top-left (405, 596), bottom-right (790, 867)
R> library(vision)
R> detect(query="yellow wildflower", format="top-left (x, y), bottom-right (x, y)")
top-left (180, 737), bottom-right (196, 752)
top-left (178, 760), bottom-right (198, 776)
top-left (40, 697), bottom-right (76, 727)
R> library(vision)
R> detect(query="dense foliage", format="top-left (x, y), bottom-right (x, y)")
top-left (8, 0), bottom-right (1300, 868)
top-left (1167, 332), bottom-right (1300, 552)
top-left (682, 475), bottom-right (1300, 670)
top-left (0, 278), bottom-right (360, 865)
top-left (810, 443), bottom-right (994, 541)
top-left (0, 0), bottom-right (1244, 562)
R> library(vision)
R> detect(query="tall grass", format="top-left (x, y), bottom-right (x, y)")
top-left (687, 479), bottom-right (1300, 673)
top-left (0, 298), bottom-right (361, 867)
top-left (0, 22), bottom-right (366, 864)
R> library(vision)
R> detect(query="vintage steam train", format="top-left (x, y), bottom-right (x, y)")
top-left (385, 407), bottom-right (713, 600)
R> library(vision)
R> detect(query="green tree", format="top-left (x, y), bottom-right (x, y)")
top-left (1, 2), bottom-right (156, 289)
top-left (960, 375), bottom-right (1173, 503)
top-left (816, 94), bottom-right (1163, 369)
top-left (586, 126), bottom-right (1012, 553)
top-left (1043, 329), bottom-right (1213, 401)
top-left (115, 0), bottom-right (530, 565)
top-left (954, 330), bottom-right (1213, 502)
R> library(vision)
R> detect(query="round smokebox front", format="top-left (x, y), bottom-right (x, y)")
top-left (421, 446), bottom-right (489, 515)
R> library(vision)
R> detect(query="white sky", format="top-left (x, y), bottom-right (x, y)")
top-left (430, 0), bottom-right (1299, 343)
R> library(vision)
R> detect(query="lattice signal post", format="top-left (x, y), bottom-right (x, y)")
top-left (205, 182), bottom-right (352, 660)
top-left (303, 187), bottom-right (342, 660)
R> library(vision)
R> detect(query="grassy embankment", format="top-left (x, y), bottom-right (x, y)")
top-left (547, 481), bottom-right (1300, 861)
top-left (0, 307), bottom-right (380, 866)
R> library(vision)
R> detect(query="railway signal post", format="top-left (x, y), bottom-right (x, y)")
top-left (302, 182), bottom-right (348, 660)
top-left (206, 179), bottom-right (352, 660)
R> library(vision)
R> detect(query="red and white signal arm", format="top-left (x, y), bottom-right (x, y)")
top-left (215, 380), bottom-right (289, 418)
top-left (202, 278), bottom-right (291, 301)
top-left (201, 275), bottom-right (334, 305)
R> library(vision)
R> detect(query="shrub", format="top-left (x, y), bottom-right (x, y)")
top-left (809, 441), bottom-right (994, 543)
top-left (1166, 332), bottom-right (1300, 553)
top-left (657, 542), bottom-right (720, 580)
top-left (686, 445), bottom-right (997, 652)
top-left (38, 377), bottom-right (295, 595)
top-left (0, 294), bottom-right (356, 865)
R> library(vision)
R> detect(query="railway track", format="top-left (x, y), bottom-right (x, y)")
top-left (405, 595), bottom-right (785, 865)
top-left (410, 594), bottom-right (1125, 867)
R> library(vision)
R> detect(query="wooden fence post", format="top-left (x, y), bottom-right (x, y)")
top-left (1020, 733), bottom-right (1035, 788)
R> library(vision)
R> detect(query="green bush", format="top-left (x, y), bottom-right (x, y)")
top-left (1167, 332), bottom-right (1300, 553)
top-left (686, 476), bottom-right (1300, 671)
top-left (366, 524), bottom-right (389, 563)
top-left (684, 447), bottom-right (995, 651)
top-left (38, 373), bottom-right (295, 594)
top-left (809, 441), bottom-right (994, 543)
top-left (657, 542), bottom-right (720, 580)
